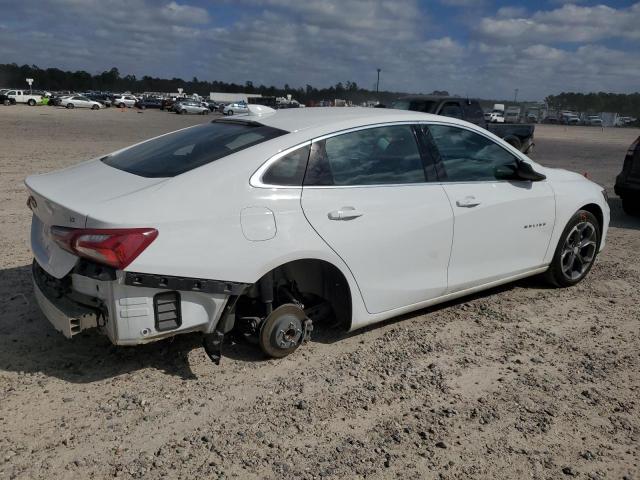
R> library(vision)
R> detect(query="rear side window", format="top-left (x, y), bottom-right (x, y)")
top-left (262, 145), bottom-right (310, 186)
top-left (304, 125), bottom-right (426, 186)
top-left (103, 121), bottom-right (286, 177)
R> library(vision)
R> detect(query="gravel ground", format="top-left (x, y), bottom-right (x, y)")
top-left (0, 106), bottom-right (638, 480)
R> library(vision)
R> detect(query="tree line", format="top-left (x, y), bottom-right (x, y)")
top-left (545, 92), bottom-right (640, 117)
top-left (2, 63), bottom-right (638, 115)
top-left (0, 63), bottom-right (409, 105)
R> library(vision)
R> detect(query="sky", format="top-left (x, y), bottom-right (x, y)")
top-left (0, 0), bottom-right (638, 100)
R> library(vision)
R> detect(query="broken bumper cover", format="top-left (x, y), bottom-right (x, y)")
top-left (33, 266), bottom-right (99, 338)
top-left (32, 259), bottom-right (249, 345)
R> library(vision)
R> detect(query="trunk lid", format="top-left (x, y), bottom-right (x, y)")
top-left (26, 159), bottom-right (166, 278)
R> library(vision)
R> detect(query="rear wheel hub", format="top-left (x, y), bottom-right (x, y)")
top-left (259, 304), bottom-right (310, 358)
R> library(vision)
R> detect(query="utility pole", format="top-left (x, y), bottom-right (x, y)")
top-left (514, 88), bottom-right (519, 103)
top-left (376, 68), bottom-right (381, 94)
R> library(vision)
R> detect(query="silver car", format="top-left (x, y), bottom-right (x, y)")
top-left (223, 102), bottom-right (249, 116)
top-left (175, 101), bottom-right (209, 115)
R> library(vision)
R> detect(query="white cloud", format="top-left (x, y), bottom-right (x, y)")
top-left (0, 0), bottom-right (638, 99)
top-left (477, 3), bottom-right (640, 43)
top-left (160, 1), bottom-right (209, 24)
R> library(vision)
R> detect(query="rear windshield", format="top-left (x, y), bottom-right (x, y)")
top-left (102, 121), bottom-right (287, 177)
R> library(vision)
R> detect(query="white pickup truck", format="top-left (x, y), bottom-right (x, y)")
top-left (2, 89), bottom-right (42, 106)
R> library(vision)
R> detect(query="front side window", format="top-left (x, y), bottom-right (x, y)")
top-left (261, 145), bottom-right (310, 186)
top-left (304, 125), bottom-right (426, 186)
top-left (103, 121), bottom-right (286, 177)
top-left (425, 125), bottom-right (519, 182)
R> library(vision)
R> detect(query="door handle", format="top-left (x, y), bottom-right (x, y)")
top-left (328, 206), bottom-right (364, 221)
top-left (456, 196), bottom-right (481, 208)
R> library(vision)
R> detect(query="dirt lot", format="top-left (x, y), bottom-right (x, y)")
top-left (0, 106), bottom-right (638, 480)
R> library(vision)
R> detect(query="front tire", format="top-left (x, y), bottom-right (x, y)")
top-left (91, 104), bottom-right (99, 110)
top-left (226, 110), bottom-right (233, 116)
top-left (545, 210), bottom-right (600, 287)
top-left (66, 103), bottom-right (74, 109)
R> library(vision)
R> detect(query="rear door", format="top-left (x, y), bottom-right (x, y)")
top-left (421, 123), bottom-right (555, 292)
top-left (301, 124), bottom-right (453, 314)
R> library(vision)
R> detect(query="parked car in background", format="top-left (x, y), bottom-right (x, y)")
top-left (392, 96), bottom-right (535, 153)
top-left (488, 112), bottom-right (505, 123)
top-left (615, 116), bottom-right (637, 127)
top-left (85, 93), bottom-right (112, 108)
top-left (204, 99), bottom-right (220, 111)
top-left (584, 116), bottom-right (603, 127)
top-left (614, 135), bottom-right (640, 216)
top-left (223, 101), bottom-right (249, 115)
top-left (26, 106), bottom-right (609, 362)
top-left (174, 100), bottom-right (209, 115)
top-left (135, 97), bottom-right (163, 109)
top-left (161, 97), bottom-right (177, 111)
top-left (0, 89), bottom-right (16, 105)
top-left (562, 113), bottom-right (580, 125)
top-left (526, 111), bottom-right (539, 123)
top-left (112, 94), bottom-right (137, 108)
top-left (3, 89), bottom-right (42, 106)
top-left (63, 96), bottom-right (103, 110)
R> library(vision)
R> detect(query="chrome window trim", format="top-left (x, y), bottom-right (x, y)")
top-left (250, 140), bottom-right (312, 189)
top-left (249, 120), bottom-right (535, 189)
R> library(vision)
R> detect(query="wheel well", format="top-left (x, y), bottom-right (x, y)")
top-left (247, 259), bottom-right (352, 330)
top-left (579, 203), bottom-right (604, 247)
top-left (580, 203), bottom-right (603, 232)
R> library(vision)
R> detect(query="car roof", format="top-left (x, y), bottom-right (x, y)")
top-left (229, 107), bottom-right (445, 135)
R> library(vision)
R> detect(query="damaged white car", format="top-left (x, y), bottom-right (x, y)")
top-left (27, 106), bottom-right (609, 362)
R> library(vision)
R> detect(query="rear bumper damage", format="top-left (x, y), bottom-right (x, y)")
top-left (32, 259), bottom-right (248, 348)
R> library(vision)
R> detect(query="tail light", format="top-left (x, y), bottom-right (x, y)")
top-left (50, 227), bottom-right (158, 270)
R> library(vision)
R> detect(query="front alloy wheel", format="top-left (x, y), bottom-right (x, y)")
top-left (560, 221), bottom-right (597, 281)
top-left (545, 210), bottom-right (600, 287)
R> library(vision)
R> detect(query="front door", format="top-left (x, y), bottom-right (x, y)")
top-left (301, 124), bottom-right (454, 314)
top-left (421, 123), bottom-right (555, 292)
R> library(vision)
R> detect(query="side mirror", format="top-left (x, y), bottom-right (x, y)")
top-left (516, 161), bottom-right (546, 181)
top-left (494, 162), bottom-right (546, 182)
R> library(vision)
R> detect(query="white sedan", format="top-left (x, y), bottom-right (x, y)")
top-left (223, 101), bottom-right (249, 115)
top-left (62, 95), bottom-right (103, 110)
top-left (26, 106), bottom-right (609, 362)
top-left (112, 95), bottom-right (137, 108)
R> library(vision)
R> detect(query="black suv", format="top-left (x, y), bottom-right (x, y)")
top-left (391, 95), bottom-right (535, 153)
top-left (614, 136), bottom-right (640, 215)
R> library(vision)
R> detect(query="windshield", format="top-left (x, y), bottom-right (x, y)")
top-left (102, 121), bottom-right (287, 178)
top-left (391, 99), bottom-right (436, 113)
